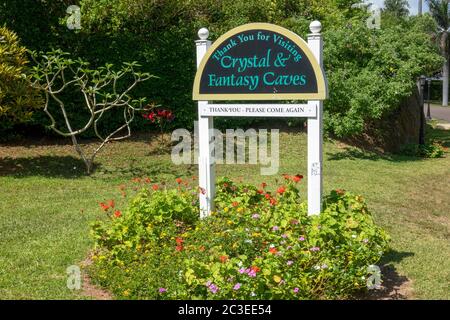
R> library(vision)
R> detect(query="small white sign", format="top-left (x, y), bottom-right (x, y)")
top-left (200, 104), bottom-right (317, 118)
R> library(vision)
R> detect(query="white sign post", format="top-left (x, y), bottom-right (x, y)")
top-left (196, 28), bottom-right (215, 219)
top-left (195, 22), bottom-right (325, 218)
top-left (306, 21), bottom-right (324, 216)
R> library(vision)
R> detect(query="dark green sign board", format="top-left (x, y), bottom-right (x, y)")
top-left (193, 23), bottom-right (327, 101)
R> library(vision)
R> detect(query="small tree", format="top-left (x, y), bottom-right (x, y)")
top-left (30, 49), bottom-right (154, 174)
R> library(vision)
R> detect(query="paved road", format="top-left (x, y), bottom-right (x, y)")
top-left (424, 104), bottom-right (450, 122)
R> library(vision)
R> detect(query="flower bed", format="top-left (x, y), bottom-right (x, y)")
top-left (89, 176), bottom-right (389, 299)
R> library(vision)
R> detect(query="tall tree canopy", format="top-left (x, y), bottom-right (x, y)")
top-left (428, 0), bottom-right (450, 107)
top-left (384, 0), bottom-right (410, 17)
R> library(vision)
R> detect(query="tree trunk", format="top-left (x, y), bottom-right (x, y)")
top-left (85, 160), bottom-right (93, 175)
top-left (443, 57), bottom-right (449, 107)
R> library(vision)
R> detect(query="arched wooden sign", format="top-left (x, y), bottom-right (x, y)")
top-left (193, 23), bottom-right (327, 101)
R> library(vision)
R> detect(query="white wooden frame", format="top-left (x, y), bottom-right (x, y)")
top-left (195, 22), bottom-right (325, 217)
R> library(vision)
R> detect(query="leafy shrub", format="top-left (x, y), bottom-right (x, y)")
top-left (89, 176), bottom-right (389, 299)
top-left (0, 26), bottom-right (43, 132)
top-left (399, 141), bottom-right (446, 158)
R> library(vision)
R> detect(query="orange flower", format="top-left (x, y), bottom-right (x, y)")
top-left (175, 237), bottom-right (184, 245)
top-left (293, 175), bottom-right (303, 183)
top-left (152, 184), bottom-right (159, 191)
top-left (270, 198), bottom-right (277, 206)
top-left (99, 202), bottom-right (109, 211)
top-left (257, 189), bottom-right (264, 194)
top-left (261, 182), bottom-right (267, 189)
top-left (108, 199), bottom-right (115, 208)
top-left (176, 178), bottom-right (183, 184)
top-left (264, 193), bottom-right (271, 200)
top-left (145, 177), bottom-right (152, 184)
top-left (219, 255), bottom-right (228, 263)
top-left (277, 186), bottom-right (286, 194)
top-left (114, 210), bottom-right (122, 218)
top-left (282, 174), bottom-right (290, 180)
top-left (269, 247), bottom-right (278, 254)
top-left (199, 245), bottom-right (205, 252)
top-left (232, 201), bottom-right (239, 207)
top-left (335, 189), bottom-right (345, 195)
top-left (251, 266), bottom-right (261, 273)
top-left (176, 245), bottom-right (183, 252)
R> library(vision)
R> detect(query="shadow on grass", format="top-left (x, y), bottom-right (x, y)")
top-left (0, 155), bottom-right (89, 178)
top-left (359, 250), bottom-right (415, 300)
top-left (326, 147), bottom-right (425, 162)
top-left (328, 125), bottom-right (450, 162)
top-left (427, 123), bottom-right (450, 148)
top-left (97, 161), bottom-right (196, 179)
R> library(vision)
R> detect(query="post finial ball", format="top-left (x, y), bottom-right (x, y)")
top-left (198, 28), bottom-right (209, 40)
top-left (309, 20), bottom-right (322, 34)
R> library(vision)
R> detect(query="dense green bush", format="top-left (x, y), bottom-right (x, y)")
top-left (89, 176), bottom-right (389, 299)
top-left (1, 1), bottom-right (443, 141)
top-left (324, 16), bottom-right (442, 137)
top-left (0, 26), bottom-right (43, 132)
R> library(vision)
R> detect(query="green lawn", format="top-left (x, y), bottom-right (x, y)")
top-left (0, 126), bottom-right (449, 300)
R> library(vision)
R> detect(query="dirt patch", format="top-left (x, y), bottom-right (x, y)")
top-left (361, 265), bottom-right (415, 300)
top-left (79, 258), bottom-right (113, 300)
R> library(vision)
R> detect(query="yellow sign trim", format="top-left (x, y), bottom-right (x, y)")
top-left (193, 23), bottom-right (327, 101)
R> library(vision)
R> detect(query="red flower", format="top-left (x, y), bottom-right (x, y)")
top-left (176, 178), bottom-right (183, 184)
top-left (114, 210), bottom-right (122, 218)
top-left (152, 184), bottom-right (159, 191)
top-left (145, 177), bottom-right (152, 184)
top-left (176, 245), bottom-right (183, 252)
top-left (264, 193), bottom-right (271, 200)
top-left (261, 182), bottom-right (267, 189)
top-left (282, 174), bottom-right (291, 180)
top-left (108, 199), bottom-right (115, 208)
top-left (143, 112), bottom-right (156, 123)
top-left (175, 237), bottom-right (184, 245)
top-left (257, 189), bottom-right (264, 194)
top-left (99, 202), bottom-right (109, 211)
top-left (269, 247), bottom-right (278, 254)
top-left (232, 201), bottom-right (239, 207)
top-left (277, 186), bottom-right (286, 194)
top-left (270, 198), bottom-right (278, 206)
top-left (293, 175), bottom-right (303, 183)
top-left (219, 255), bottom-right (228, 263)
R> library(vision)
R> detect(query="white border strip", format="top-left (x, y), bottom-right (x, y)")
top-left (199, 104), bottom-right (317, 118)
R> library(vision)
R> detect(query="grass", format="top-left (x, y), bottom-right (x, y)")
top-left (0, 126), bottom-right (449, 300)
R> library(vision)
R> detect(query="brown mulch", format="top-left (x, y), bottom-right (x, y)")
top-left (79, 257), bottom-right (113, 300)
